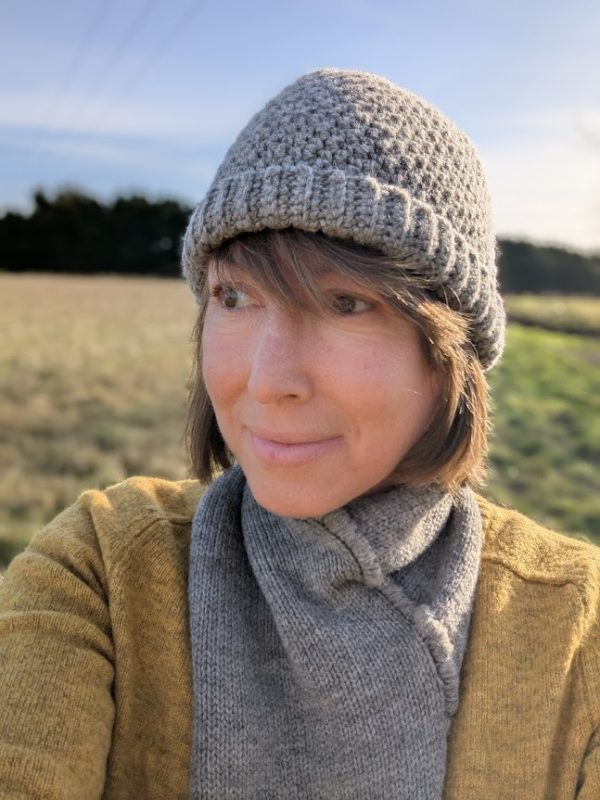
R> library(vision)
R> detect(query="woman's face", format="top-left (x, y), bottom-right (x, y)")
top-left (202, 264), bottom-right (440, 518)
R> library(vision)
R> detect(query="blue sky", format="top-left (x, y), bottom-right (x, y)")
top-left (2, 0), bottom-right (599, 252)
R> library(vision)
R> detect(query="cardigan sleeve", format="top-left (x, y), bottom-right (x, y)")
top-left (0, 498), bottom-right (115, 799)
top-left (576, 557), bottom-right (600, 800)
top-left (577, 728), bottom-right (600, 799)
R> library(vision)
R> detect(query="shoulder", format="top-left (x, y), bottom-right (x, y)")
top-left (474, 494), bottom-right (600, 716)
top-left (77, 474), bottom-right (204, 529)
top-left (13, 476), bottom-right (204, 583)
top-left (71, 474), bottom-right (204, 561)
top-left (475, 494), bottom-right (599, 602)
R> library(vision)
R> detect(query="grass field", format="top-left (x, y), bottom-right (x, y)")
top-left (486, 323), bottom-right (599, 539)
top-left (0, 275), bottom-right (598, 566)
top-left (0, 273), bottom-right (197, 564)
top-left (505, 294), bottom-right (600, 336)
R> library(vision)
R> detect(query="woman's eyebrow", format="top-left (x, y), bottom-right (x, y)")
top-left (209, 263), bottom-right (250, 283)
top-left (315, 275), bottom-right (379, 294)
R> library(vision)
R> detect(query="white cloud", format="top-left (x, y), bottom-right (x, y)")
top-left (0, 88), bottom-right (249, 140)
top-left (478, 106), bottom-right (600, 253)
top-left (484, 136), bottom-right (600, 252)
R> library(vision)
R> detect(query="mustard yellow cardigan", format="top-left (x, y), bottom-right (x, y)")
top-left (0, 476), bottom-right (598, 799)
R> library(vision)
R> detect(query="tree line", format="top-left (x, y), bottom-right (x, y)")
top-left (1, 188), bottom-right (599, 294)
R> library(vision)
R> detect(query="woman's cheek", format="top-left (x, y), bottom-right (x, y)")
top-left (202, 327), bottom-right (251, 405)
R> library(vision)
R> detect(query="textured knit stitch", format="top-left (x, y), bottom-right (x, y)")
top-left (0, 476), bottom-right (599, 798)
top-left (188, 466), bottom-right (483, 799)
top-left (182, 68), bottom-right (506, 369)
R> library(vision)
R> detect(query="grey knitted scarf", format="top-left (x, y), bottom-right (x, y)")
top-left (188, 465), bottom-right (482, 799)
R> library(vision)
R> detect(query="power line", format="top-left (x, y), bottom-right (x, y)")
top-left (40, 0), bottom-right (113, 126)
top-left (68, 0), bottom-right (161, 130)
top-left (87, 1), bottom-right (204, 134)
top-left (113, 1), bottom-right (203, 103)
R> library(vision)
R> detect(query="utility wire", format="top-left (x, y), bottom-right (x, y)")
top-left (40, 0), bottom-right (113, 127)
top-left (111, 1), bottom-right (203, 104)
top-left (67, 0), bottom-right (161, 130)
top-left (86, 0), bottom-right (204, 135)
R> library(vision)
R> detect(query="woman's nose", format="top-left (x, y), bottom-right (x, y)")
top-left (247, 310), bottom-right (312, 404)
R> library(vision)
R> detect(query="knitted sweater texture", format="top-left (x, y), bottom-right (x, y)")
top-left (0, 475), bottom-right (598, 799)
top-left (188, 467), bottom-right (482, 798)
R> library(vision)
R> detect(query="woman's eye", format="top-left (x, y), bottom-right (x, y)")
top-left (330, 294), bottom-right (372, 315)
top-left (211, 285), bottom-right (254, 310)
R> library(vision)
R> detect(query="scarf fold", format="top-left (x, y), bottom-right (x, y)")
top-left (188, 465), bottom-right (482, 799)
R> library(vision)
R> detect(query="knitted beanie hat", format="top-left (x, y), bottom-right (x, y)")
top-left (182, 68), bottom-right (505, 369)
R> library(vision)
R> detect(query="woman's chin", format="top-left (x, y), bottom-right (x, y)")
top-left (245, 478), bottom-right (344, 519)
top-left (250, 489), bottom-right (335, 519)
top-left (242, 471), bottom-right (392, 520)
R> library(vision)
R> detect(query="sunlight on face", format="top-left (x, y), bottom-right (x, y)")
top-left (202, 264), bottom-right (439, 518)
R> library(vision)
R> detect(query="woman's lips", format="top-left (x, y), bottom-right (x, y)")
top-left (245, 429), bottom-right (343, 467)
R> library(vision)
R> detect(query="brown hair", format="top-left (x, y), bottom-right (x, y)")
top-left (184, 227), bottom-right (491, 494)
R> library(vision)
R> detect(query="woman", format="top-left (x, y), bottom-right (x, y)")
top-left (0, 69), bottom-right (598, 799)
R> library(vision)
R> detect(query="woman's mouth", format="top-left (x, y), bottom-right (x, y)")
top-left (245, 429), bottom-right (343, 467)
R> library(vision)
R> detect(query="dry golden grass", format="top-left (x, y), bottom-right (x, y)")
top-left (0, 273), bottom-right (197, 558)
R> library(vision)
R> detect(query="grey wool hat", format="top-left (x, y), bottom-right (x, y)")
top-left (182, 68), bottom-right (505, 369)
